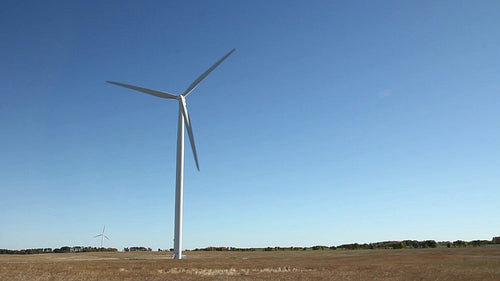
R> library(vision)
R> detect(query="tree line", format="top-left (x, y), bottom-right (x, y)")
top-left (192, 237), bottom-right (500, 252)
top-left (0, 246), bottom-right (118, 255)
top-left (0, 246), bottom-right (155, 255)
top-left (123, 247), bottom-right (152, 252)
top-left (2, 237), bottom-right (499, 254)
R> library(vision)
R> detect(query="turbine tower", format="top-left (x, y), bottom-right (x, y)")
top-left (94, 225), bottom-right (109, 248)
top-left (107, 49), bottom-right (235, 259)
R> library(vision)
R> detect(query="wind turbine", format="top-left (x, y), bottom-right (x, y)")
top-left (106, 49), bottom-right (235, 259)
top-left (94, 226), bottom-right (110, 248)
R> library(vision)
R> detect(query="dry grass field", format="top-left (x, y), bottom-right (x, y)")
top-left (1, 247), bottom-right (499, 280)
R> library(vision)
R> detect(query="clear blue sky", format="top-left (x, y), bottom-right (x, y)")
top-left (1, 0), bottom-right (499, 251)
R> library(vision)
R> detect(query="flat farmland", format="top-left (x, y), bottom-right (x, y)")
top-left (1, 247), bottom-right (499, 280)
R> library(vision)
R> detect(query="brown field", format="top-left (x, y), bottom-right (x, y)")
top-left (1, 247), bottom-right (499, 280)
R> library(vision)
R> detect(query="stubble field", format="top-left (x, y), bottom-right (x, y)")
top-left (1, 247), bottom-right (499, 280)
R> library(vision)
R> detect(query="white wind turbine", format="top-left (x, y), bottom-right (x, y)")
top-left (94, 225), bottom-right (110, 248)
top-left (107, 49), bottom-right (235, 259)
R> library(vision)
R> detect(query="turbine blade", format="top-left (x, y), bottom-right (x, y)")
top-left (107, 81), bottom-right (178, 99)
top-left (94, 234), bottom-right (101, 238)
top-left (102, 226), bottom-right (105, 234)
top-left (182, 48), bottom-right (235, 97)
top-left (180, 98), bottom-right (200, 171)
top-left (104, 235), bottom-right (110, 240)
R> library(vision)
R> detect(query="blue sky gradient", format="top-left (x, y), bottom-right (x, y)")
top-left (1, 0), bottom-right (499, 250)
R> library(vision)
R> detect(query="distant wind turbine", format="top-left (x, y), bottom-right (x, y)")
top-left (106, 49), bottom-right (235, 259)
top-left (94, 226), bottom-right (110, 248)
